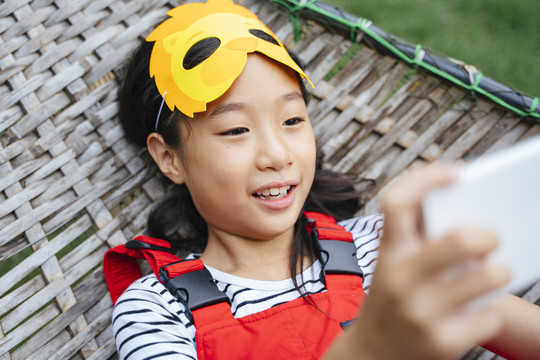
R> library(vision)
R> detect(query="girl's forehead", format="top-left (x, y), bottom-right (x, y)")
top-left (198, 54), bottom-right (303, 115)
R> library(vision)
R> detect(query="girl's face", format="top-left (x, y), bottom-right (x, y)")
top-left (177, 53), bottom-right (316, 243)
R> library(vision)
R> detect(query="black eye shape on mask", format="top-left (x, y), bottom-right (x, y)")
top-left (183, 37), bottom-right (221, 70)
top-left (248, 29), bottom-right (280, 46)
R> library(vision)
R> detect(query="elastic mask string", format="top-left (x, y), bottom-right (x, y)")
top-left (155, 91), bottom-right (167, 132)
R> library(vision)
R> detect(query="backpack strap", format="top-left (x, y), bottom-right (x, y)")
top-left (304, 211), bottom-right (363, 282)
top-left (158, 260), bottom-right (230, 312)
top-left (104, 235), bottom-right (181, 304)
top-left (104, 235), bottom-right (229, 310)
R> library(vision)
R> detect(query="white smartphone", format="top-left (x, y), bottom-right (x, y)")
top-left (423, 135), bottom-right (540, 305)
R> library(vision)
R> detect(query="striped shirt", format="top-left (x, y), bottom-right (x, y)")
top-left (112, 214), bottom-right (383, 360)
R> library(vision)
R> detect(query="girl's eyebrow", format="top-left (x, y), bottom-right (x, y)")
top-left (209, 102), bottom-right (245, 118)
top-left (209, 91), bottom-right (303, 118)
top-left (280, 91), bottom-right (303, 104)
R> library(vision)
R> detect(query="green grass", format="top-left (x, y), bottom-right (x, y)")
top-left (323, 0), bottom-right (540, 97)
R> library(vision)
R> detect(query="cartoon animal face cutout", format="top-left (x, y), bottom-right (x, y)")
top-left (147, 0), bottom-right (313, 117)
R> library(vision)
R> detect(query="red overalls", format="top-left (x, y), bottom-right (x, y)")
top-left (104, 212), bottom-right (365, 359)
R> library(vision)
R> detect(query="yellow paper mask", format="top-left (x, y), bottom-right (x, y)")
top-left (146, 0), bottom-right (313, 118)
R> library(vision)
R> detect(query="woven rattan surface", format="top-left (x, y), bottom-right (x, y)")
top-left (1, 0), bottom-right (539, 359)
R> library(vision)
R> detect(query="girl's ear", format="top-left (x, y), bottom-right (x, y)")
top-left (147, 133), bottom-right (185, 184)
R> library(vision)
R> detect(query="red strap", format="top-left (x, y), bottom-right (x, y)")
top-left (193, 302), bottom-right (235, 329)
top-left (103, 235), bottom-right (182, 304)
top-left (325, 273), bottom-right (364, 292)
top-left (304, 211), bottom-right (335, 223)
top-left (304, 211), bottom-right (353, 242)
top-left (164, 259), bottom-right (204, 278)
top-left (103, 245), bottom-right (143, 305)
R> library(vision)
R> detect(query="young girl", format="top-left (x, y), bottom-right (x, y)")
top-left (109, 0), bottom-right (540, 359)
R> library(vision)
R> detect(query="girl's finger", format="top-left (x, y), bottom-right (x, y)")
top-left (417, 227), bottom-right (499, 277)
top-left (412, 261), bottom-right (510, 322)
top-left (381, 163), bottom-right (461, 248)
top-left (402, 229), bottom-right (505, 319)
top-left (433, 261), bottom-right (510, 314)
top-left (436, 304), bottom-right (504, 355)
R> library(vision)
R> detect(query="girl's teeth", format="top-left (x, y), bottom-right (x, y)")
top-left (256, 185), bottom-right (291, 200)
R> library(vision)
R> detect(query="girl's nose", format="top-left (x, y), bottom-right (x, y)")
top-left (255, 128), bottom-right (293, 171)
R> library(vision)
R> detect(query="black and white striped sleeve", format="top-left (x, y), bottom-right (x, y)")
top-left (339, 213), bottom-right (384, 292)
top-left (112, 274), bottom-right (197, 360)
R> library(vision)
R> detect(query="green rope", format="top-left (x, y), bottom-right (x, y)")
top-left (270, 0), bottom-right (317, 41)
top-left (413, 45), bottom-right (424, 65)
top-left (269, 0), bottom-right (540, 120)
top-left (289, 13), bottom-right (301, 41)
top-left (473, 72), bottom-right (483, 87)
top-left (350, 17), bottom-right (370, 42)
top-left (530, 97), bottom-right (539, 113)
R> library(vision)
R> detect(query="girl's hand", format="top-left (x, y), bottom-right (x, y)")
top-left (325, 164), bottom-right (511, 360)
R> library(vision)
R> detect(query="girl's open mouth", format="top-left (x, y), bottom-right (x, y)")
top-left (253, 185), bottom-right (293, 201)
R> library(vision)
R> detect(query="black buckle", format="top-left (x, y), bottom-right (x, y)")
top-left (159, 262), bottom-right (230, 312)
top-left (318, 240), bottom-right (363, 284)
top-left (125, 239), bottom-right (177, 254)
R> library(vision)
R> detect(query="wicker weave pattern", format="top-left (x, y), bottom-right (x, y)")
top-left (0, 0), bottom-right (538, 359)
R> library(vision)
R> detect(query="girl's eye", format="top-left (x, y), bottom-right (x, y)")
top-left (220, 127), bottom-right (249, 136)
top-left (283, 117), bottom-right (305, 126)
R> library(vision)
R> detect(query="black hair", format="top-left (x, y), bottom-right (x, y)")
top-left (118, 36), bottom-right (368, 299)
